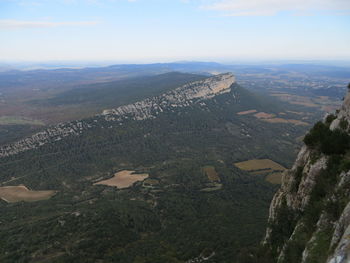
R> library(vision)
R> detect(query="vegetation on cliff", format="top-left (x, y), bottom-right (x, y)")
top-left (259, 85), bottom-right (350, 263)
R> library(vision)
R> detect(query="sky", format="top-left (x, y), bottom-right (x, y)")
top-left (1, 0), bottom-right (350, 63)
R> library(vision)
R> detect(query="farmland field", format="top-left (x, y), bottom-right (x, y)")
top-left (94, 170), bottom-right (149, 189)
top-left (265, 172), bottom-right (284, 184)
top-left (237, 109), bottom-right (257, 115)
top-left (202, 166), bottom-right (220, 182)
top-left (254, 112), bottom-right (275, 119)
top-left (0, 185), bottom-right (56, 203)
top-left (234, 159), bottom-right (286, 184)
top-left (261, 118), bottom-right (309, 126)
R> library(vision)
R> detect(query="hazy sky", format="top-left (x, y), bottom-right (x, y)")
top-left (1, 0), bottom-right (350, 62)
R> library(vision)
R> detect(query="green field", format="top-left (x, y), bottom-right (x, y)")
top-left (0, 116), bottom-right (44, 126)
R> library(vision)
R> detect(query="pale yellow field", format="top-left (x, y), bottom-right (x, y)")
top-left (0, 185), bottom-right (56, 203)
top-left (234, 159), bottom-right (286, 185)
top-left (252, 111), bottom-right (309, 126)
top-left (254, 112), bottom-right (275, 119)
top-left (262, 118), bottom-right (308, 126)
top-left (250, 170), bottom-right (273, 176)
top-left (234, 159), bottom-right (285, 171)
top-left (94, 170), bottom-right (149, 189)
top-left (202, 166), bottom-right (220, 182)
top-left (238, 109), bottom-right (309, 126)
top-left (265, 172), bottom-right (283, 184)
top-left (237, 109), bottom-right (257, 115)
top-left (289, 101), bottom-right (318, 107)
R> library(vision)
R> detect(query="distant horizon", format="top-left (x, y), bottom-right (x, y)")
top-left (1, 59), bottom-right (350, 70)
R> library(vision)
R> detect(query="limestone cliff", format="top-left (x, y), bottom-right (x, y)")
top-left (0, 73), bottom-right (235, 158)
top-left (263, 89), bottom-right (350, 263)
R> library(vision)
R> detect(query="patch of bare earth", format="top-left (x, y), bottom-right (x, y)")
top-left (254, 112), bottom-right (275, 119)
top-left (237, 109), bottom-right (257, 115)
top-left (0, 185), bottom-right (56, 203)
top-left (94, 170), bottom-right (149, 189)
top-left (202, 166), bottom-right (220, 182)
top-left (286, 110), bottom-right (305, 115)
top-left (253, 111), bottom-right (308, 126)
top-left (234, 159), bottom-right (285, 171)
top-left (265, 172), bottom-right (283, 184)
top-left (262, 118), bottom-right (308, 126)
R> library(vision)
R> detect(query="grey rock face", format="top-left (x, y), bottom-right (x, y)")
top-left (264, 90), bottom-right (350, 263)
top-left (328, 201), bottom-right (350, 263)
top-left (101, 73), bottom-right (235, 121)
top-left (330, 91), bottom-right (350, 131)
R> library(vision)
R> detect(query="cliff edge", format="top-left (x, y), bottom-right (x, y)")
top-left (263, 88), bottom-right (350, 263)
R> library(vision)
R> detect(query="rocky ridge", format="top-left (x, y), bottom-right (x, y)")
top-left (0, 73), bottom-right (235, 158)
top-left (263, 89), bottom-right (350, 263)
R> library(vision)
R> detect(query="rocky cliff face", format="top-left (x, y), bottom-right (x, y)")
top-left (263, 90), bottom-right (350, 263)
top-left (101, 73), bottom-right (235, 121)
top-left (0, 73), bottom-right (235, 158)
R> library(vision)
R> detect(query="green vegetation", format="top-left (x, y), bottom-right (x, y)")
top-left (303, 121), bottom-right (350, 155)
top-left (325, 114), bottom-right (336, 125)
top-left (305, 226), bottom-right (333, 263)
top-left (0, 85), bottom-right (309, 262)
top-left (268, 198), bottom-right (298, 256)
top-left (339, 118), bottom-right (349, 130)
top-left (263, 116), bottom-right (350, 263)
top-left (33, 72), bottom-right (206, 108)
top-left (0, 72), bottom-right (208, 142)
top-left (0, 124), bottom-right (43, 145)
top-left (277, 155), bottom-right (346, 263)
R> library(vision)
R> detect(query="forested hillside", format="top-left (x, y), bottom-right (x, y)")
top-left (0, 74), bottom-right (318, 262)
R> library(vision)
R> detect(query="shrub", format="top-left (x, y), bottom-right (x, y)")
top-left (340, 158), bottom-right (350, 172)
top-left (325, 114), bottom-right (336, 126)
top-left (321, 129), bottom-right (350, 155)
top-left (304, 122), bottom-right (350, 155)
top-left (268, 198), bottom-right (298, 254)
top-left (339, 118), bottom-right (348, 130)
top-left (303, 122), bottom-right (329, 147)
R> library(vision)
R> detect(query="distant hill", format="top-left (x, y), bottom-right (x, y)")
top-left (0, 62), bottom-right (228, 92)
top-left (31, 72), bottom-right (207, 108)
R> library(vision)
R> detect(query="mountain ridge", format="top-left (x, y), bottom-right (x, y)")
top-left (0, 73), bottom-right (235, 158)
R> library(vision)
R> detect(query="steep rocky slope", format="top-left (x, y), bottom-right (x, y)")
top-left (0, 73), bottom-right (234, 158)
top-left (263, 89), bottom-right (350, 263)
